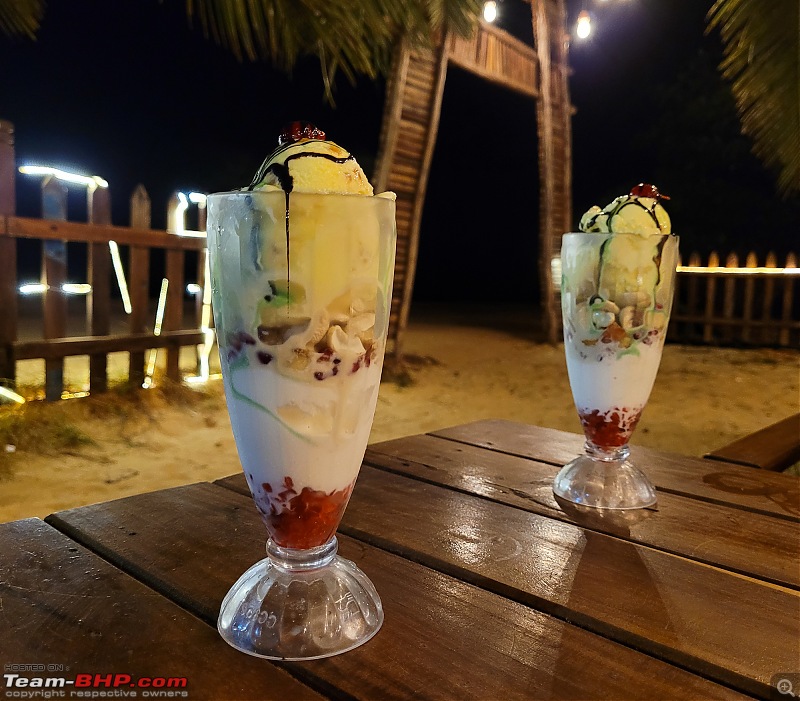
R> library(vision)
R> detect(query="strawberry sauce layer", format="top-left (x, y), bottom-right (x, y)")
top-left (252, 475), bottom-right (354, 549)
top-left (578, 407), bottom-right (642, 449)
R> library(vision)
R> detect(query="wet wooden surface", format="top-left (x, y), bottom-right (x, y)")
top-left (4, 420), bottom-right (798, 699)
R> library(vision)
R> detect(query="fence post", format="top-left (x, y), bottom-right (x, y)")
top-left (194, 199), bottom-right (212, 375)
top-left (761, 251), bottom-right (777, 345)
top-left (741, 251), bottom-right (757, 343)
top-left (41, 175), bottom-right (68, 401)
top-left (165, 192), bottom-right (185, 382)
top-left (196, 201), bottom-right (207, 327)
top-left (780, 252), bottom-right (797, 347)
top-left (722, 252), bottom-right (738, 343)
top-left (129, 185), bottom-right (151, 387)
top-left (685, 251), bottom-right (700, 341)
top-left (87, 185), bottom-right (112, 393)
top-left (703, 251), bottom-right (719, 343)
top-left (0, 120), bottom-right (17, 386)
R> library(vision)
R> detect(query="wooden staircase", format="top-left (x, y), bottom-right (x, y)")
top-left (373, 39), bottom-right (449, 358)
top-left (374, 2), bottom-right (572, 357)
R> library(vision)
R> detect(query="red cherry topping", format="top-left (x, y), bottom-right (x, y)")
top-left (630, 183), bottom-right (670, 200)
top-left (278, 121), bottom-right (326, 146)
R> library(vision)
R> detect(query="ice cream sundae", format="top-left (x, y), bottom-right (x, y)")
top-left (208, 122), bottom-right (396, 549)
top-left (561, 184), bottom-right (679, 453)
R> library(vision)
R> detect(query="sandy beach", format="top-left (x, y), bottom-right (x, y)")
top-left (1, 306), bottom-right (797, 523)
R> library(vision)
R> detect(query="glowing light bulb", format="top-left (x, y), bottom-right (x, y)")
top-left (576, 10), bottom-right (591, 39)
top-left (483, 1), bottom-right (497, 23)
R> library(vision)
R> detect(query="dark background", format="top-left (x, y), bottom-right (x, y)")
top-left (1, 0), bottom-right (797, 305)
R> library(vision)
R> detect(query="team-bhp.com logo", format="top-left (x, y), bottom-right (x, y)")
top-left (3, 672), bottom-right (188, 698)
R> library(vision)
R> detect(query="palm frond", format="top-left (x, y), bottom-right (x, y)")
top-left (186, 0), bottom-right (482, 98)
top-left (0, 0), bottom-right (43, 38)
top-left (707, 0), bottom-right (800, 195)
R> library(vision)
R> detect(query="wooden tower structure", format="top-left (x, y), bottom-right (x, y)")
top-left (374, 0), bottom-right (572, 357)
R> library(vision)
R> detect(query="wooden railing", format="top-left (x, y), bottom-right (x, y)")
top-left (0, 119), bottom-right (210, 400)
top-left (673, 251), bottom-right (799, 347)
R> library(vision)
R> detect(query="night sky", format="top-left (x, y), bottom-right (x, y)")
top-left (1, 0), bottom-right (797, 304)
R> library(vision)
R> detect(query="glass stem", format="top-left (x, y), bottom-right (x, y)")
top-left (266, 536), bottom-right (338, 572)
top-left (585, 441), bottom-right (631, 462)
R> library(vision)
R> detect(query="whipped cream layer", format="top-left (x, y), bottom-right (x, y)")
top-left (564, 339), bottom-right (665, 412)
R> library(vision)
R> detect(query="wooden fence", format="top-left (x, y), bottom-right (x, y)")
top-left (1, 117), bottom-right (797, 403)
top-left (0, 120), bottom-right (210, 400)
top-left (673, 251), bottom-right (799, 348)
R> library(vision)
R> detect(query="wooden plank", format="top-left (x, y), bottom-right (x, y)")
top-left (703, 254), bottom-right (720, 342)
top-left (129, 184), bottom-right (151, 386)
top-left (431, 420), bottom-right (800, 521)
top-left (395, 40), bottom-right (449, 361)
top-left (780, 267), bottom-right (795, 346)
top-left (164, 249), bottom-right (185, 381)
top-left (4, 215), bottom-right (207, 250)
top-left (670, 314), bottom-right (799, 330)
top-left (214, 468), bottom-right (800, 699)
top-left (41, 176), bottom-right (68, 401)
top-left (761, 253), bottom-right (777, 344)
top-left (722, 253), bottom-right (738, 343)
top-left (128, 250), bottom-right (150, 386)
top-left (447, 53), bottom-right (538, 98)
top-left (87, 186), bottom-right (112, 393)
top-left (0, 518), bottom-right (325, 700)
top-left (14, 329), bottom-right (204, 360)
top-left (363, 433), bottom-right (800, 588)
top-left (0, 120), bottom-right (16, 383)
top-left (706, 413), bottom-right (800, 471)
top-left (47, 484), bottom-right (748, 701)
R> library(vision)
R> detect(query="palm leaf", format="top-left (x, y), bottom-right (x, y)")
top-left (0, 0), bottom-right (43, 38)
top-left (707, 0), bottom-right (800, 195)
top-left (185, 0), bottom-right (482, 98)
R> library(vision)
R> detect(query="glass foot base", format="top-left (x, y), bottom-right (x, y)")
top-left (218, 537), bottom-right (383, 660)
top-left (553, 453), bottom-right (657, 510)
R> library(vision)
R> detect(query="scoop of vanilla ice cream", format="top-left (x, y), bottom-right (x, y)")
top-left (252, 138), bottom-right (373, 196)
top-left (580, 191), bottom-right (670, 237)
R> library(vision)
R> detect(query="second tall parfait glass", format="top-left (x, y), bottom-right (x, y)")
top-left (208, 189), bottom-right (395, 660)
top-left (554, 231), bottom-right (679, 510)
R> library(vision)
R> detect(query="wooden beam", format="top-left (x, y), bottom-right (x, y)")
top-left (41, 176), bottom-right (68, 401)
top-left (129, 185), bottom-right (151, 386)
top-left (87, 186), bottom-right (112, 393)
top-left (395, 41), bottom-right (450, 360)
top-left (0, 120), bottom-right (17, 384)
top-left (3, 216), bottom-right (206, 251)
top-left (14, 330), bottom-right (205, 361)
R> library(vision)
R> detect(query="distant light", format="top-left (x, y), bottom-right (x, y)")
top-left (576, 10), bottom-right (592, 39)
top-left (186, 283), bottom-right (202, 295)
top-left (19, 283), bottom-right (47, 295)
top-left (62, 283), bottom-right (92, 295)
top-left (61, 390), bottom-right (90, 400)
top-left (677, 265), bottom-right (800, 276)
top-left (108, 241), bottom-right (133, 314)
top-left (185, 373), bottom-right (222, 385)
top-left (143, 278), bottom-right (169, 389)
top-left (483, 1), bottom-right (497, 23)
top-left (0, 386), bottom-right (26, 404)
top-left (19, 165), bottom-right (108, 189)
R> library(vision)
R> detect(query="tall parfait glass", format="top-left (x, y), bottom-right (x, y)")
top-left (554, 232), bottom-right (679, 510)
top-left (208, 189), bottom-right (395, 659)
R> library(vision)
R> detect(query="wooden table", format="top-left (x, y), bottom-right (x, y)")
top-left (2, 420), bottom-right (799, 700)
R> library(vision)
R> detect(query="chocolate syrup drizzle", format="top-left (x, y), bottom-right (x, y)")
top-left (247, 144), bottom-right (356, 292)
top-left (584, 197), bottom-right (666, 232)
